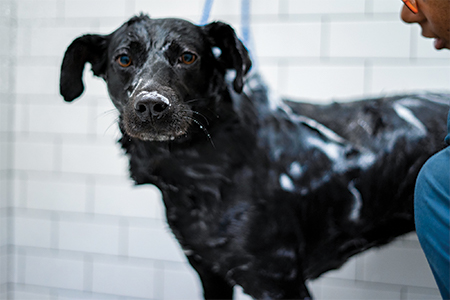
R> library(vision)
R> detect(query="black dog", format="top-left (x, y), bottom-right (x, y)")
top-left (60, 14), bottom-right (449, 299)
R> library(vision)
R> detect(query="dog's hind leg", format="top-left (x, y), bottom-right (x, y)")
top-left (187, 256), bottom-right (234, 300)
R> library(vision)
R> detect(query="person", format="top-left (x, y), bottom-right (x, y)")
top-left (401, 0), bottom-right (450, 298)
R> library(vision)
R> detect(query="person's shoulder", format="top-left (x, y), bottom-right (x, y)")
top-left (416, 146), bottom-right (450, 191)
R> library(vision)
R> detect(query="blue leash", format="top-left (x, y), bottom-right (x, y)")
top-left (240, 0), bottom-right (250, 47)
top-left (199, 0), bottom-right (214, 25)
top-left (199, 0), bottom-right (252, 48)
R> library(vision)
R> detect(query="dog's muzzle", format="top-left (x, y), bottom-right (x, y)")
top-left (134, 91), bottom-right (171, 121)
top-left (123, 88), bottom-right (193, 142)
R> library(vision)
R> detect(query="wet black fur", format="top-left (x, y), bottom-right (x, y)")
top-left (60, 15), bottom-right (449, 299)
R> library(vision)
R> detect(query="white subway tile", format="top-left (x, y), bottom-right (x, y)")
top-left (128, 227), bottom-right (186, 262)
top-left (0, 179), bottom-right (6, 207)
top-left (283, 64), bottom-right (365, 102)
top-left (0, 104), bottom-right (13, 132)
top-left (12, 104), bottom-right (26, 133)
top-left (24, 255), bottom-right (84, 290)
top-left (251, 0), bottom-right (280, 15)
top-left (7, 290), bottom-right (50, 300)
top-left (163, 267), bottom-right (202, 300)
top-left (0, 27), bottom-right (10, 56)
top-left (92, 262), bottom-right (155, 298)
top-left (257, 63), bottom-right (280, 93)
top-left (134, 0), bottom-right (202, 19)
top-left (94, 183), bottom-right (164, 219)
top-left (61, 142), bottom-right (128, 176)
top-left (64, 0), bottom-right (128, 19)
top-left (30, 27), bottom-right (93, 58)
top-left (252, 23), bottom-right (321, 58)
top-left (306, 279), bottom-right (321, 299)
top-left (25, 180), bottom-right (86, 212)
top-left (16, 26), bottom-right (31, 57)
top-left (372, 0), bottom-right (405, 13)
top-left (24, 104), bottom-right (91, 135)
top-left (360, 244), bottom-right (438, 288)
top-left (14, 217), bottom-right (52, 248)
top-left (319, 279), bottom-right (401, 299)
top-left (0, 213), bottom-right (7, 246)
top-left (13, 141), bottom-right (56, 172)
top-left (0, 61), bottom-right (10, 94)
top-left (17, 1), bottom-right (58, 19)
top-left (15, 66), bottom-right (59, 96)
top-left (210, 0), bottom-right (241, 16)
top-left (0, 143), bottom-right (7, 171)
top-left (329, 21), bottom-right (410, 58)
top-left (288, 0), bottom-right (365, 14)
top-left (58, 221), bottom-right (120, 255)
top-left (405, 286), bottom-right (441, 300)
top-left (371, 65), bottom-right (450, 94)
top-left (0, 254), bottom-right (6, 286)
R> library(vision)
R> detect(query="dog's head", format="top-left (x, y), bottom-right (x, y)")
top-left (60, 15), bottom-right (251, 141)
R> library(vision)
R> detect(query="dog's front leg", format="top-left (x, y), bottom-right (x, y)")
top-left (187, 255), bottom-right (234, 300)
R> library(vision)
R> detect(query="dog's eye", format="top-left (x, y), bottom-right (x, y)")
top-left (180, 53), bottom-right (197, 65)
top-left (117, 55), bottom-right (132, 67)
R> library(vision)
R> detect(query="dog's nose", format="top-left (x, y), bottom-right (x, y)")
top-left (134, 92), bottom-right (170, 121)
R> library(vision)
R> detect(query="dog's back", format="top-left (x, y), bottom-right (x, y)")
top-left (239, 78), bottom-right (449, 279)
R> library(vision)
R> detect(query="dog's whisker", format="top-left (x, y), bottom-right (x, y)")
top-left (185, 98), bottom-right (204, 104)
top-left (97, 109), bottom-right (119, 118)
top-left (191, 111), bottom-right (210, 126)
top-left (185, 98), bottom-right (220, 120)
top-left (104, 118), bottom-right (120, 135)
top-left (186, 116), bottom-right (215, 149)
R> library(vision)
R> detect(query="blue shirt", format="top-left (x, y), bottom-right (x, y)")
top-left (414, 109), bottom-right (450, 299)
top-left (445, 111), bottom-right (450, 145)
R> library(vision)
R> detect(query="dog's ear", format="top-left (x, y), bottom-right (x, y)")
top-left (202, 22), bottom-right (252, 93)
top-left (60, 34), bottom-right (109, 102)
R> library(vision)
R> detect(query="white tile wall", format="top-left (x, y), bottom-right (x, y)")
top-left (360, 245), bottom-right (437, 288)
top-left (135, 0), bottom-right (202, 20)
top-left (329, 21), bottom-right (411, 58)
top-left (60, 140), bottom-right (129, 175)
top-left (283, 64), bottom-right (366, 102)
top-left (15, 66), bottom-right (60, 96)
top-left (64, 0), bottom-right (129, 19)
top-left (94, 183), bottom-right (164, 219)
top-left (23, 180), bottom-right (87, 212)
top-left (93, 261), bottom-right (156, 298)
top-left (1, 0), bottom-right (448, 299)
top-left (288, 0), bottom-right (366, 15)
top-left (14, 217), bottom-right (52, 248)
top-left (59, 221), bottom-right (120, 255)
top-left (24, 255), bottom-right (84, 290)
top-left (253, 22), bottom-right (322, 58)
top-left (128, 227), bottom-right (186, 262)
top-left (13, 141), bottom-right (57, 172)
top-left (371, 65), bottom-right (450, 95)
top-left (16, 0), bottom-right (59, 19)
top-left (163, 267), bottom-right (203, 299)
